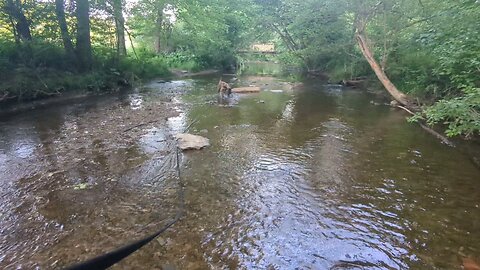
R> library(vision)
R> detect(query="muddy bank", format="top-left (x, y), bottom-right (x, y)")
top-left (0, 69), bottom-right (219, 116)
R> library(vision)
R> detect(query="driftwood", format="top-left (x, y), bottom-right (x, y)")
top-left (341, 78), bottom-right (367, 87)
top-left (231, 86), bottom-right (261, 93)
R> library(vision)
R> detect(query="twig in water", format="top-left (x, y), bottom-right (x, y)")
top-left (184, 118), bottom-right (199, 133)
top-left (123, 120), bottom-right (157, 132)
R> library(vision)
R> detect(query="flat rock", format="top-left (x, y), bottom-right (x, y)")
top-left (175, 133), bottom-right (210, 150)
top-left (232, 87), bottom-right (261, 93)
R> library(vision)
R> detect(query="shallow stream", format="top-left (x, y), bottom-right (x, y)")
top-left (0, 73), bottom-right (479, 269)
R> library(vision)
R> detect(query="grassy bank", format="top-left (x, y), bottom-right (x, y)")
top-left (0, 41), bottom-right (226, 104)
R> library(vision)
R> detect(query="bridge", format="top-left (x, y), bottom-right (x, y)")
top-left (237, 43), bottom-right (277, 54)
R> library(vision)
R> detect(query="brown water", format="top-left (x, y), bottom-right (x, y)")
top-left (0, 74), bottom-right (479, 269)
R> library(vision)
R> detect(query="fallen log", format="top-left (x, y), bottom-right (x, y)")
top-left (231, 86), bottom-right (261, 93)
top-left (341, 78), bottom-right (366, 87)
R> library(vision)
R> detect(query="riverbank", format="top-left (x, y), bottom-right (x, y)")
top-left (0, 64), bottom-right (166, 107)
top-left (0, 68), bottom-right (221, 115)
top-left (0, 40), bottom-right (224, 108)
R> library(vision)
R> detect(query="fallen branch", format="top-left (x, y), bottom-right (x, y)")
top-left (34, 69), bottom-right (51, 92)
top-left (31, 69), bottom-right (62, 97)
top-left (0, 92), bottom-right (9, 102)
top-left (419, 123), bottom-right (455, 147)
top-left (396, 105), bottom-right (416, 115)
top-left (123, 120), bottom-right (157, 132)
top-left (396, 105), bottom-right (454, 147)
top-left (184, 118), bottom-right (199, 133)
top-left (0, 91), bottom-right (17, 102)
top-left (124, 27), bottom-right (139, 61)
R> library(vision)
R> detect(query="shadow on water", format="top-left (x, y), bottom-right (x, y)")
top-left (0, 66), bottom-right (479, 269)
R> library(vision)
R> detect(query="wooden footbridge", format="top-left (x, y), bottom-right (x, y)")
top-left (237, 43), bottom-right (277, 54)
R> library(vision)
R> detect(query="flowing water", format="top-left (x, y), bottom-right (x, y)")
top-left (0, 72), bottom-right (479, 269)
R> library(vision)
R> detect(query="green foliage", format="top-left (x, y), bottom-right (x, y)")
top-left (1, 68), bottom-right (119, 101)
top-left (128, 0), bottom-right (254, 70)
top-left (395, 1), bottom-right (480, 137)
top-left (410, 87), bottom-right (480, 137)
top-left (265, 0), bottom-right (479, 137)
top-left (1, 0), bottom-right (255, 104)
top-left (0, 39), bottom-right (171, 101)
top-left (118, 54), bottom-right (171, 79)
top-left (0, 40), bottom-right (69, 72)
top-left (162, 51), bottom-right (200, 71)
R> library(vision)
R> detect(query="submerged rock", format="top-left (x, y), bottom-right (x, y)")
top-left (175, 133), bottom-right (210, 150)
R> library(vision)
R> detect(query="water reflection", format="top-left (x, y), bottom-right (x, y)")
top-left (128, 94), bottom-right (144, 110)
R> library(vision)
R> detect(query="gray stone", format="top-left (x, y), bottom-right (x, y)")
top-left (175, 133), bottom-right (210, 150)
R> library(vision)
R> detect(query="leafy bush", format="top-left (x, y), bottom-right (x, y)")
top-left (411, 87), bottom-right (480, 137)
top-left (164, 51), bottom-right (202, 71)
top-left (118, 55), bottom-right (170, 79)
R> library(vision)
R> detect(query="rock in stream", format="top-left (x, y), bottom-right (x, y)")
top-left (174, 133), bottom-right (210, 150)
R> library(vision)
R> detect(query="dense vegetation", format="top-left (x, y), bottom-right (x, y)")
top-left (0, 0), bottom-right (478, 137)
top-left (253, 0), bottom-right (479, 137)
top-left (0, 0), bottom-right (254, 101)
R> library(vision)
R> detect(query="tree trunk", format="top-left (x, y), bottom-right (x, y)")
top-left (6, 0), bottom-right (32, 41)
top-left (270, 23), bottom-right (295, 53)
top-left (270, 23), bottom-right (312, 71)
top-left (76, 0), bottom-right (92, 71)
top-left (355, 30), bottom-right (415, 109)
top-left (8, 14), bottom-right (20, 44)
top-left (112, 0), bottom-right (126, 57)
top-left (55, 0), bottom-right (76, 61)
top-left (154, 5), bottom-right (163, 54)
